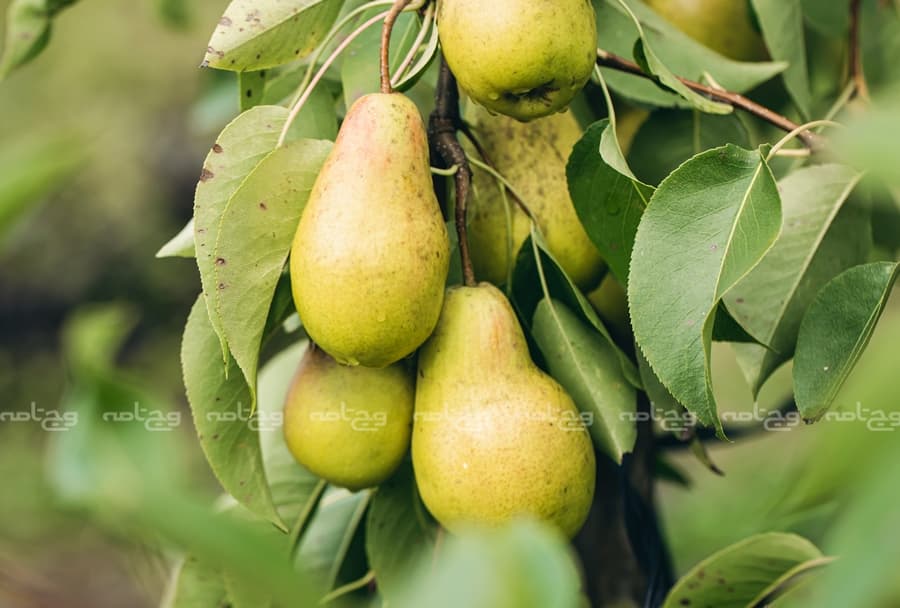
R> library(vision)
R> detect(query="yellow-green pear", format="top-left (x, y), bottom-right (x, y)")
top-left (645, 0), bottom-right (767, 62)
top-left (290, 93), bottom-right (450, 368)
top-left (467, 108), bottom-right (604, 289)
top-left (283, 345), bottom-right (414, 491)
top-left (412, 283), bottom-right (596, 538)
top-left (437, 0), bottom-right (597, 121)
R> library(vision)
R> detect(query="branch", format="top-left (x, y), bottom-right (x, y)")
top-left (428, 57), bottom-right (476, 286)
top-left (595, 49), bottom-right (827, 150)
top-left (849, 0), bottom-right (870, 101)
top-left (380, 0), bottom-right (413, 94)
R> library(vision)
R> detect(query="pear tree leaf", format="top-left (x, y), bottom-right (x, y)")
top-left (0, 0), bottom-right (77, 79)
top-left (262, 81), bottom-right (339, 140)
top-left (181, 297), bottom-right (283, 528)
top-left (568, 119), bottom-right (654, 285)
top-left (203, 0), bottom-right (345, 72)
top-left (194, 105), bottom-right (289, 360)
top-left (511, 231), bottom-right (641, 388)
top-left (595, 0), bottom-right (786, 109)
top-left (793, 261), bottom-right (900, 421)
top-left (636, 349), bottom-right (690, 437)
top-left (662, 533), bottom-right (829, 608)
top-left (725, 165), bottom-right (868, 396)
top-left (394, 520), bottom-right (583, 608)
top-left (157, 219), bottom-right (196, 259)
top-left (365, 464), bottom-right (438, 604)
top-left (532, 298), bottom-right (637, 463)
top-left (800, 0), bottom-right (850, 37)
top-left (750, 0), bottom-right (812, 119)
top-left (627, 110), bottom-right (751, 187)
top-left (213, 138), bottom-right (331, 406)
top-left (239, 70), bottom-right (268, 111)
top-left (162, 555), bottom-right (228, 608)
top-left (629, 145), bottom-right (782, 435)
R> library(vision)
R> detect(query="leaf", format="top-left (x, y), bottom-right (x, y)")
top-left (238, 70), bottom-right (267, 111)
top-left (257, 341), bottom-right (323, 524)
top-left (750, 0), bottom-right (811, 119)
top-left (181, 297), bottom-right (283, 528)
top-left (365, 464), bottom-right (437, 604)
top-left (629, 145), bottom-right (782, 434)
top-left (596, 0), bottom-right (786, 109)
top-left (511, 231), bottom-right (641, 388)
top-left (627, 110), bottom-right (750, 187)
top-left (213, 138), bottom-right (331, 404)
top-left (836, 97), bottom-right (900, 187)
top-left (162, 555), bottom-right (228, 608)
top-left (531, 298), bottom-right (636, 463)
top-left (800, 0), bottom-right (850, 37)
top-left (157, 219), bottom-right (196, 259)
top-left (262, 79), bottom-right (338, 140)
top-left (194, 105), bottom-right (287, 359)
top-left (0, 0), bottom-right (77, 79)
top-left (567, 119), bottom-right (653, 285)
top-left (394, 520), bottom-right (583, 608)
top-left (203, 0), bottom-right (345, 72)
top-left (725, 164), bottom-right (868, 396)
top-left (661, 533), bottom-right (828, 608)
top-left (793, 261), bottom-right (900, 421)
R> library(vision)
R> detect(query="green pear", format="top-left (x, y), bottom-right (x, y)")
top-left (467, 107), bottom-right (604, 289)
top-left (283, 345), bottom-right (414, 491)
top-left (290, 93), bottom-right (450, 368)
top-left (437, 0), bottom-right (597, 121)
top-left (645, 0), bottom-right (767, 62)
top-left (412, 283), bottom-right (596, 538)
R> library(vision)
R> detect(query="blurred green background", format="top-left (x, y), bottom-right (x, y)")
top-left (1, 1), bottom-right (898, 607)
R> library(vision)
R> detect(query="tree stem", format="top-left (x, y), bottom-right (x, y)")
top-left (380, 0), bottom-right (413, 94)
top-left (849, 0), bottom-right (870, 101)
top-left (595, 48), bottom-right (827, 150)
top-left (428, 57), bottom-right (476, 287)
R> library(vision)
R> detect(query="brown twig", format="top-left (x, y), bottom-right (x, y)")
top-left (595, 49), bottom-right (827, 150)
top-left (848, 0), bottom-right (870, 101)
top-left (380, 0), bottom-right (413, 94)
top-left (428, 57), bottom-right (476, 286)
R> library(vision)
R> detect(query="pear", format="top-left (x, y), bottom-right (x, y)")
top-left (467, 108), bottom-right (604, 289)
top-left (645, 0), bottom-right (767, 62)
top-left (290, 93), bottom-right (450, 367)
top-left (283, 345), bottom-right (414, 491)
top-left (437, 0), bottom-right (597, 121)
top-left (412, 283), bottom-right (596, 538)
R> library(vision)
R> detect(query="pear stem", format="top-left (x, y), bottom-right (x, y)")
top-left (429, 57), bottom-right (477, 286)
top-left (380, 0), bottom-right (414, 94)
top-left (595, 48), bottom-right (827, 150)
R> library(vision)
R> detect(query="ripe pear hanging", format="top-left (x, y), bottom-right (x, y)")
top-left (283, 346), bottom-right (414, 491)
top-left (437, 0), bottom-right (597, 121)
top-left (412, 283), bottom-right (596, 538)
top-left (290, 93), bottom-right (450, 367)
top-left (466, 107), bottom-right (604, 289)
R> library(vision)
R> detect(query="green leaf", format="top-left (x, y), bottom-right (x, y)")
top-left (181, 297), bottom-right (283, 528)
top-left (567, 120), bottom-right (653, 285)
top-left (394, 520), bottom-right (583, 608)
top-left (595, 0), bottom-right (786, 108)
top-left (725, 164), bottom-right (868, 396)
top-left (238, 70), bottom-right (268, 111)
top-left (162, 555), bottom-right (228, 608)
top-left (213, 138), bottom-right (331, 405)
top-left (204, 0), bottom-right (345, 71)
top-left (750, 0), bottom-right (812, 119)
top-left (627, 110), bottom-right (750, 187)
top-left (800, 0), bottom-right (849, 37)
top-left (511, 231), bottom-right (641, 388)
top-left (629, 145), bottom-right (782, 434)
top-left (531, 298), bottom-right (636, 463)
top-left (793, 261), bottom-right (900, 421)
top-left (365, 465), bottom-right (437, 604)
top-left (262, 79), bottom-right (338, 140)
top-left (662, 533), bottom-right (828, 608)
top-left (194, 105), bottom-right (288, 359)
top-left (836, 97), bottom-right (900, 187)
top-left (157, 219), bottom-right (196, 259)
top-left (257, 341), bottom-right (323, 524)
top-left (0, 0), bottom-right (77, 78)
